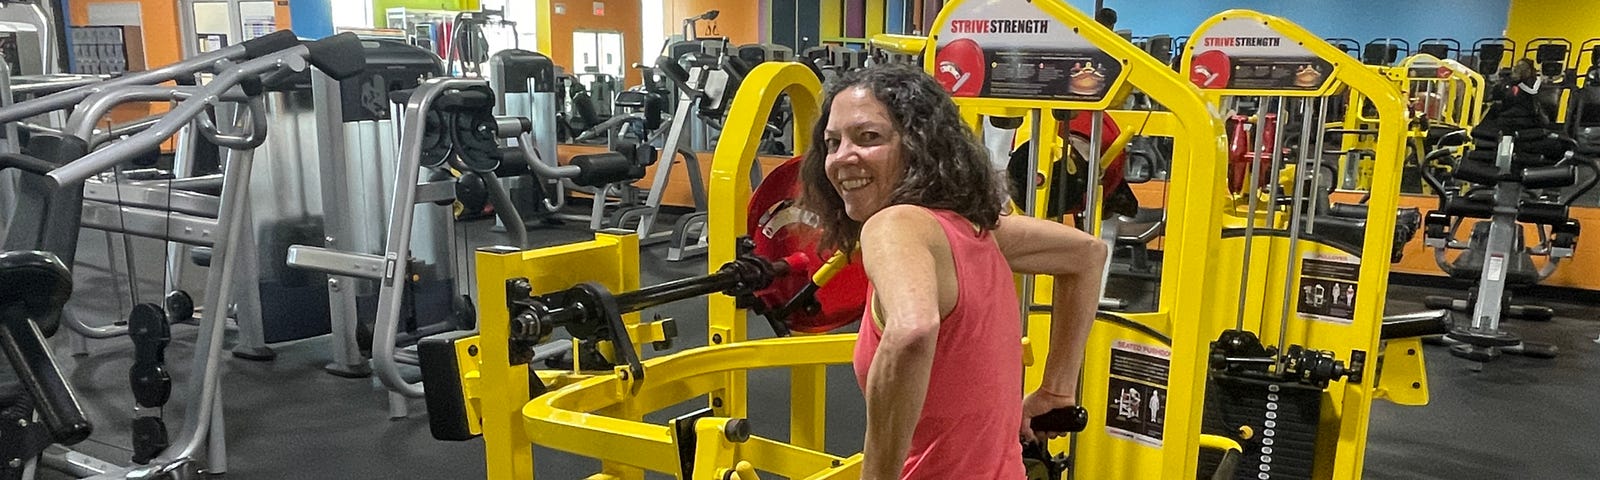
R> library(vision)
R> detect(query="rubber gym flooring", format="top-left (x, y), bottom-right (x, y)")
top-left (33, 217), bottom-right (1600, 479)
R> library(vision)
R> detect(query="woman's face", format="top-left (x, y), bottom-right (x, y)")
top-left (824, 87), bottom-right (906, 222)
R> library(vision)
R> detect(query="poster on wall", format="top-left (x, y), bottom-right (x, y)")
top-left (1188, 17), bottom-right (1333, 91)
top-left (933, 0), bottom-right (1121, 102)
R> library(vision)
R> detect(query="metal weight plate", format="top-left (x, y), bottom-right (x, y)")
top-left (747, 157), bottom-right (867, 333)
top-left (419, 110), bottom-right (453, 168)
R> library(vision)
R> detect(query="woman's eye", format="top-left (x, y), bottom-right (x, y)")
top-left (861, 131), bottom-right (879, 142)
top-left (825, 138), bottom-right (840, 152)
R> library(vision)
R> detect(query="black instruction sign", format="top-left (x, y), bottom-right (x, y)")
top-left (1297, 253), bottom-right (1361, 324)
top-left (1106, 340), bottom-right (1169, 447)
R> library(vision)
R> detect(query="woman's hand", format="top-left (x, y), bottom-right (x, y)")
top-left (1020, 389), bottom-right (1078, 443)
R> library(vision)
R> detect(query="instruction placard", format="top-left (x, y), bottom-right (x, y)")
top-left (1105, 340), bottom-right (1169, 447)
top-left (933, 0), bottom-right (1122, 102)
top-left (1188, 17), bottom-right (1334, 91)
top-left (1297, 252), bottom-right (1361, 324)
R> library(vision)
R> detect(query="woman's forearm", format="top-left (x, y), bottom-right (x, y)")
top-left (1039, 263), bottom-right (1104, 400)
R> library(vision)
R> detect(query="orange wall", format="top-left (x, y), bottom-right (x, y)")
top-left (1380, 193), bottom-right (1600, 289)
top-left (71, 1), bottom-right (292, 137)
top-left (551, 0), bottom-right (644, 85)
top-left (666, 0), bottom-right (762, 45)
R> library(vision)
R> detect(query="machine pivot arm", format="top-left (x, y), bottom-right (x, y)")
top-left (507, 243), bottom-right (792, 381)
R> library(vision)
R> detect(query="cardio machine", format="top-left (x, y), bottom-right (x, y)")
top-left (1419, 128), bottom-right (1597, 363)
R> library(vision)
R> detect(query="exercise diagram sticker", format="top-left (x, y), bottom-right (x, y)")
top-left (934, 0), bottom-right (1122, 102)
top-left (1106, 340), bottom-right (1169, 448)
top-left (1189, 17), bottom-right (1333, 91)
top-left (1297, 252), bottom-right (1361, 324)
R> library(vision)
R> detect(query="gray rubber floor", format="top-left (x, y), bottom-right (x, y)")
top-left (28, 219), bottom-right (1600, 479)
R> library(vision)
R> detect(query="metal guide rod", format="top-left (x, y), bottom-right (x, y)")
top-left (1275, 100), bottom-right (1315, 364)
top-left (1020, 109), bottom-right (1042, 324)
top-left (1304, 97), bottom-right (1326, 235)
top-left (164, 122), bottom-right (197, 301)
top-left (1086, 110), bottom-right (1117, 306)
top-left (1, 65), bottom-right (17, 153)
top-left (1083, 111), bottom-right (1104, 232)
top-left (1265, 99), bottom-right (1288, 227)
top-left (1234, 96), bottom-right (1268, 331)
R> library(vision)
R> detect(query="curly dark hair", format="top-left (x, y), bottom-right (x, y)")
top-left (798, 63), bottom-right (1005, 255)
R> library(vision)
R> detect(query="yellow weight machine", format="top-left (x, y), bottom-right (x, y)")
top-left (1162, 9), bottom-right (1441, 479)
top-left (1336, 53), bottom-right (1485, 192)
top-left (416, 4), bottom-right (1445, 480)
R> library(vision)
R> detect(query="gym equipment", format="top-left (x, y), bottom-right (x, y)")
top-left (1173, 10), bottom-right (1443, 480)
top-left (1326, 38), bottom-right (1361, 58)
top-left (0, 250), bottom-right (92, 480)
top-left (0, 32), bottom-right (365, 478)
top-left (1373, 53), bottom-right (1487, 194)
top-left (1419, 130), bottom-right (1597, 363)
top-left (416, 2), bottom-right (1448, 479)
top-left (293, 38), bottom-right (446, 378)
top-left (1363, 38), bottom-right (1410, 66)
top-left (289, 72), bottom-right (656, 417)
top-left (1563, 38), bottom-right (1600, 140)
top-left (1417, 38), bottom-right (1463, 62)
top-left (1468, 37), bottom-right (1516, 78)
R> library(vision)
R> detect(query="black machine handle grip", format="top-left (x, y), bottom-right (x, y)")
top-left (1030, 405), bottom-right (1088, 433)
top-left (1418, 147), bottom-right (1456, 202)
top-left (305, 32), bottom-right (368, 81)
top-left (240, 29), bottom-right (302, 60)
top-left (0, 310), bottom-right (93, 445)
top-left (1563, 153), bottom-right (1600, 206)
top-left (655, 56), bottom-right (694, 96)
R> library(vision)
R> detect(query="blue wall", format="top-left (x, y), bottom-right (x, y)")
top-left (289, 0), bottom-right (334, 39)
top-left (1069, 0), bottom-right (1511, 44)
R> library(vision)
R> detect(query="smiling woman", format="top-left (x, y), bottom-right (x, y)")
top-left (797, 63), bottom-right (1108, 480)
top-left (799, 63), bottom-right (1004, 255)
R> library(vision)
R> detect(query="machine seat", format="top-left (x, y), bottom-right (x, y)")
top-left (1112, 207), bottom-right (1164, 245)
top-left (1313, 205), bottom-right (1421, 263)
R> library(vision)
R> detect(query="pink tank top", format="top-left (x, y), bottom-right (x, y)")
top-left (853, 207), bottom-right (1024, 479)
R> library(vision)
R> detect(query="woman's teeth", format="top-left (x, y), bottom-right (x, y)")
top-left (840, 178), bottom-right (871, 190)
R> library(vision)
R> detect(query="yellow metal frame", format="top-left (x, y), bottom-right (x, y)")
top-left (1336, 54), bottom-right (1484, 192)
top-left (1162, 9), bottom-right (1426, 479)
top-left (438, 5), bottom-right (1435, 480)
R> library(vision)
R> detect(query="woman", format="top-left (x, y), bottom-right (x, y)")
top-left (799, 63), bottom-right (1108, 479)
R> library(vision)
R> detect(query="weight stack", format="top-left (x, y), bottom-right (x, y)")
top-left (1197, 372), bottom-right (1324, 480)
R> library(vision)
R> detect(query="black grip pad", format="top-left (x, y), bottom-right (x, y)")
top-left (655, 56), bottom-right (692, 87)
top-left (1030, 405), bottom-right (1088, 433)
top-left (306, 32), bottom-right (368, 81)
top-left (240, 30), bottom-right (301, 59)
top-left (1520, 165), bottom-right (1576, 189)
top-left (495, 146), bottom-right (531, 177)
top-left (0, 153), bottom-right (58, 175)
top-left (571, 152), bottom-right (644, 187)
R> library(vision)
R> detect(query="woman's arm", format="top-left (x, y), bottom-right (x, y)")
top-left (993, 214), bottom-right (1108, 405)
top-left (858, 205), bottom-right (950, 479)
